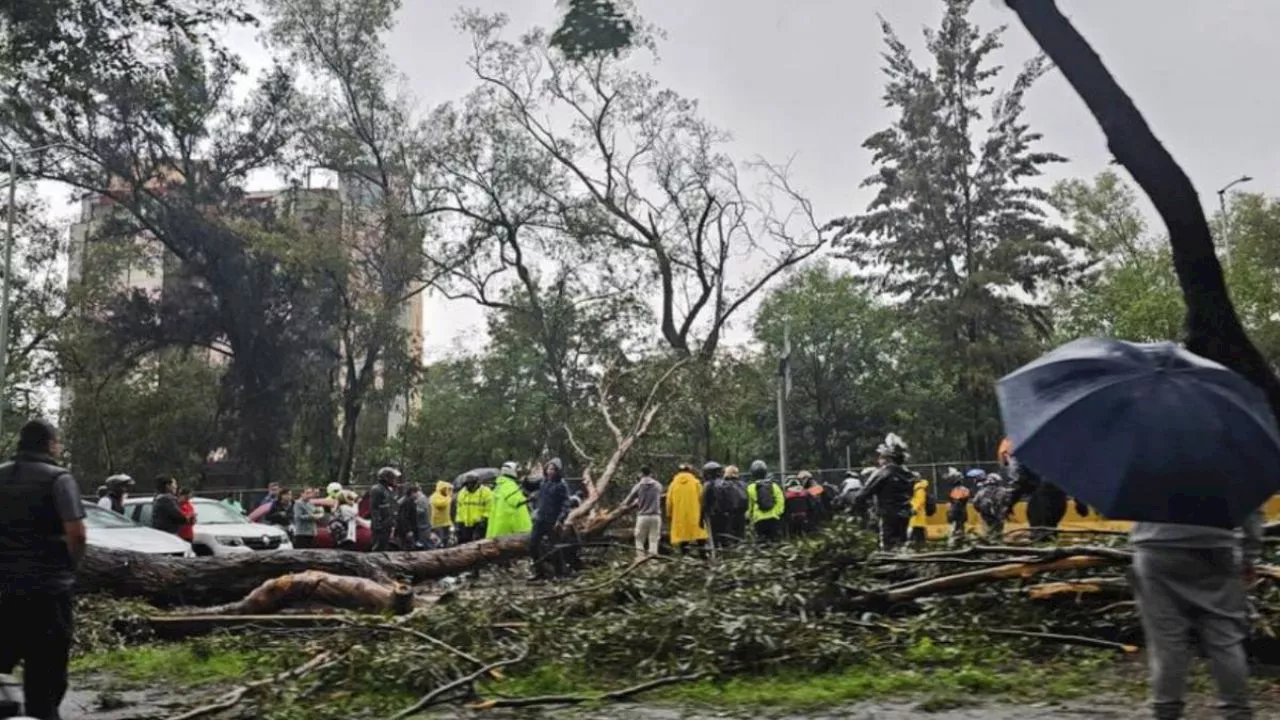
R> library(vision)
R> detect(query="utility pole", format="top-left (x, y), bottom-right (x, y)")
top-left (1216, 174), bottom-right (1253, 263)
top-left (776, 319), bottom-right (791, 481)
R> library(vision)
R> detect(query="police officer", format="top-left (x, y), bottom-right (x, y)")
top-left (0, 419), bottom-right (86, 720)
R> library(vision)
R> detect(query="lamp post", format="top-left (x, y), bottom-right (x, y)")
top-left (1, 143), bottom-right (66, 439)
top-left (1216, 174), bottom-right (1253, 262)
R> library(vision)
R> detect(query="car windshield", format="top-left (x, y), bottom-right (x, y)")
top-left (192, 500), bottom-right (249, 525)
top-left (82, 503), bottom-right (140, 529)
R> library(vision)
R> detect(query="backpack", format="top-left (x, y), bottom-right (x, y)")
top-left (754, 480), bottom-right (778, 513)
top-left (712, 479), bottom-right (742, 516)
top-left (925, 491), bottom-right (938, 517)
top-left (328, 514), bottom-right (350, 544)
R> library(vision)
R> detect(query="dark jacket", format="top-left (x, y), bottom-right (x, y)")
top-left (0, 452), bottom-right (82, 593)
top-left (263, 499), bottom-right (292, 529)
top-left (368, 482), bottom-right (396, 534)
top-left (852, 463), bottom-right (914, 519)
top-left (533, 478), bottom-right (570, 528)
top-left (396, 495), bottom-right (421, 541)
top-left (152, 492), bottom-right (188, 534)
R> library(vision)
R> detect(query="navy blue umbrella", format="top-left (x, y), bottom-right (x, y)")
top-left (997, 337), bottom-right (1280, 529)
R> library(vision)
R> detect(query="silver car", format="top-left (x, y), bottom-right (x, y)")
top-left (82, 502), bottom-right (195, 557)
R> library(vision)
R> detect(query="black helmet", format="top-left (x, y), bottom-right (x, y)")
top-left (749, 459), bottom-right (768, 478)
top-left (702, 461), bottom-right (723, 473)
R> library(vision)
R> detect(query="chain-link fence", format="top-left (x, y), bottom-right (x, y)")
top-left (185, 458), bottom-right (1005, 509)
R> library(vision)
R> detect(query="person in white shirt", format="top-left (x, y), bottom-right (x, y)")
top-left (98, 474), bottom-right (133, 514)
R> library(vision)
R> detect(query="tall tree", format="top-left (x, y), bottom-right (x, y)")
top-left (265, 0), bottom-right (439, 484)
top-left (1, 0), bottom-right (253, 94)
top-left (426, 12), bottom-right (826, 457)
top-left (3, 31), bottom-right (320, 484)
top-left (833, 0), bottom-right (1076, 457)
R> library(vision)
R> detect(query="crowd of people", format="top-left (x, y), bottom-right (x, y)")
top-left (87, 433), bottom-right (1093, 564)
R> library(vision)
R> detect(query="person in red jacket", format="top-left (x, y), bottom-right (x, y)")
top-left (177, 487), bottom-right (197, 543)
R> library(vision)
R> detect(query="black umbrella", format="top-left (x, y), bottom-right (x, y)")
top-left (997, 338), bottom-right (1280, 528)
top-left (452, 467), bottom-right (499, 489)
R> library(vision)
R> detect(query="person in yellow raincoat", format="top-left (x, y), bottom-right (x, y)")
top-left (429, 481), bottom-right (453, 547)
top-left (908, 475), bottom-right (933, 549)
top-left (665, 464), bottom-right (707, 554)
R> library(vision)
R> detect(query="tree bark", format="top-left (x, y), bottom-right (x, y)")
top-left (77, 511), bottom-right (623, 606)
top-left (1004, 0), bottom-right (1280, 419)
top-left (182, 572), bottom-right (414, 616)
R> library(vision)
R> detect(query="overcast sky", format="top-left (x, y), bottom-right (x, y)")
top-left (373, 0), bottom-right (1280, 358)
top-left (49, 1), bottom-right (1280, 359)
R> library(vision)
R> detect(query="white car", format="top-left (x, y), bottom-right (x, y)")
top-left (82, 502), bottom-right (195, 557)
top-left (123, 497), bottom-right (292, 556)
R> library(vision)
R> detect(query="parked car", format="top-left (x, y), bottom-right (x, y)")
top-left (123, 497), bottom-right (292, 556)
top-left (308, 516), bottom-right (374, 551)
top-left (83, 502), bottom-right (195, 557)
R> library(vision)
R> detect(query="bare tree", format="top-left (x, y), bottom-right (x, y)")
top-left (451, 12), bottom-right (827, 360)
top-left (564, 356), bottom-right (687, 522)
top-left (423, 11), bottom-right (827, 457)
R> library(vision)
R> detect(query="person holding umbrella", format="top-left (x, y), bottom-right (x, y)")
top-left (998, 338), bottom-right (1280, 720)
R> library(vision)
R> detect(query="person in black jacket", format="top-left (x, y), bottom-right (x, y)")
top-left (700, 461), bottom-right (741, 547)
top-left (529, 458), bottom-right (571, 580)
top-left (368, 467), bottom-right (400, 552)
top-left (0, 419), bottom-right (86, 720)
top-left (851, 434), bottom-right (914, 551)
top-left (396, 485), bottom-right (423, 549)
top-left (151, 476), bottom-right (187, 536)
top-left (1012, 456), bottom-right (1089, 542)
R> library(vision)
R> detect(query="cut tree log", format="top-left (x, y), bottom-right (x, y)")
top-left (179, 571), bottom-right (414, 616)
top-left (865, 556), bottom-right (1123, 607)
top-left (79, 509), bottom-right (626, 606)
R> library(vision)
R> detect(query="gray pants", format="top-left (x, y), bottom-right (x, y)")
top-left (1132, 547), bottom-right (1252, 720)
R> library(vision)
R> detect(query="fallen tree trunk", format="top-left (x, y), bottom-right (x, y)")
top-left (79, 510), bottom-right (626, 606)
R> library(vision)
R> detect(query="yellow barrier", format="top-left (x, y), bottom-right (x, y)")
top-left (921, 495), bottom-right (1280, 540)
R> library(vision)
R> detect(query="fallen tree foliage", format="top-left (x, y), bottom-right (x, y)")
top-left (74, 518), bottom-right (1280, 720)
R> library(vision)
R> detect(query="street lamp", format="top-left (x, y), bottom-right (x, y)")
top-left (1, 142), bottom-right (67, 440)
top-left (1216, 174), bottom-right (1253, 261)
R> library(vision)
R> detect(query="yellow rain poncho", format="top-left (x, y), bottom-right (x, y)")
top-left (430, 481), bottom-right (453, 529)
top-left (909, 478), bottom-right (931, 529)
top-left (665, 470), bottom-right (708, 546)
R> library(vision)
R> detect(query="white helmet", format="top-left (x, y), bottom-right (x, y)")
top-left (501, 461), bottom-right (520, 476)
top-left (326, 482), bottom-right (343, 498)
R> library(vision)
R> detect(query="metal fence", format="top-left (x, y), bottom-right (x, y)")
top-left (187, 459), bottom-right (1005, 508)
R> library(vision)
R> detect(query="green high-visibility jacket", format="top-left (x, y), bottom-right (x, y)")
top-left (747, 480), bottom-right (785, 522)
top-left (485, 475), bottom-right (532, 539)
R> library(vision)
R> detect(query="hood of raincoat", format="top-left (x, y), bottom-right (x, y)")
top-left (433, 481), bottom-right (452, 499)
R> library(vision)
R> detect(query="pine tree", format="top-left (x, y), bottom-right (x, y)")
top-left (835, 0), bottom-right (1078, 457)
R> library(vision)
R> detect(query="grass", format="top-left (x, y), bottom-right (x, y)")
top-left (479, 648), bottom-right (1136, 713)
top-left (70, 637), bottom-right (1141, 715)
top-left (72, 643), bottom-right (262, 687)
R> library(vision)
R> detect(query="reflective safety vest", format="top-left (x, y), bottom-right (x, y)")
top-left (747, 481), bottom-right (785, 523)
top-left (455, 485), bottom-right (493, 527)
